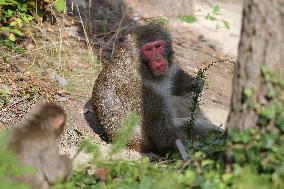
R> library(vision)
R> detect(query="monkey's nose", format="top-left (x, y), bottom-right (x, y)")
top-left (155, 55), bottom-right (161, 61)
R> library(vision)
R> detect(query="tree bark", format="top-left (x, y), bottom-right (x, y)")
top-left (226, 0), bottom-right (284, 130)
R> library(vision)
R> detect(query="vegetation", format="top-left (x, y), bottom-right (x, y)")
top-left (146, 4), bottom-right (230, 29)
top-left (0, 1), bottom-right (283, 189)
top-left (177, 4), bottom-right (230, 30)
top-left (54, 66), bottom-right (282, 189)
top-left (0, 0), bottom-right (66, 41)
top-left (0, 133), bottom-right (32, 189)
top-left (1, 72), bottom-right (283, 188)
top-left (0, 85), bottom-right (10, 108)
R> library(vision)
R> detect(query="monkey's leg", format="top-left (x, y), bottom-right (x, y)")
top-left (174, 118), bottom-right (223, 137)
top-left (174, 117), bottom-right (223, 162)
top-left (175, 139), bottom-right (189, 161)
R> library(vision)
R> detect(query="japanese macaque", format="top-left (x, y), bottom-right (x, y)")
top-left (92, 24), bottom-right (203, 160)
top-left (7, 103), bottom-right (72, 189)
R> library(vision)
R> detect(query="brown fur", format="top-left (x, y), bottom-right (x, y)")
top-left (7, 103), bottom-right (72, 189)
top-left (92, 24), bottom-right (201, 155)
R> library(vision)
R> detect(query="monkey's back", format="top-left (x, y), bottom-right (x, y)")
top-left (92, 35), bottom-right (146, 150)
top-left (7, 126), bottom-right (58, 189)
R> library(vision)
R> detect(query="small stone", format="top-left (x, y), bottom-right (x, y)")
top-left (208, 44), bottom-right (217, 51)
top-left (55, 75), bottom-right (68, 86)
top-left (198, 34), bottom-right (207, 42)
top-left (55, 95), bottom-right (69, 102)
top-left (58, 89), bottom-right (67, 95)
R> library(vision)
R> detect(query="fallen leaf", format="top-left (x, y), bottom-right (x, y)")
top-left (95, 167), bottom-right (109, 181)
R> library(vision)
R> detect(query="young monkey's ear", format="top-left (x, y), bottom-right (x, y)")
top-left (30, 102), bottom-right (44, 115)
top-left (52, 114), bottom-right (65, 129)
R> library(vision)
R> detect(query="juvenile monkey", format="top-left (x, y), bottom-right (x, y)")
top-left (92, 24), bottom-right (203, 159)
top-left (7, 103), bottom-right (72, 189)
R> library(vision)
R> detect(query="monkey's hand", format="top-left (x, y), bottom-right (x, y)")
top-left (172, 69), bottom-right (204, 96)
top-left (192, 77), bottom-right (204, 94)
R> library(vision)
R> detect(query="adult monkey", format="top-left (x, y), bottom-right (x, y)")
top-left (7, 103), bottom-right (72, 189)
top-left (92, 24), bottom-right (203, 160)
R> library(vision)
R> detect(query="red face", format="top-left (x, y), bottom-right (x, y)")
top-left (141, 40), bottom-right (168, 76)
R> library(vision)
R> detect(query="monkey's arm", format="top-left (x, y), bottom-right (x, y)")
top-left (172, 69), bottom-right (204, 96)
top-left (40, 146), bottom-right (72, 184)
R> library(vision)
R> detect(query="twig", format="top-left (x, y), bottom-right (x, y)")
top-left (187, 58), bottom-right (235, 148)
top-left (110, 11), bottom-right (126, 58)
top-left (76, 4), bottom-right (96, 65)
top-left (50, 7), bottom-right (63, 67)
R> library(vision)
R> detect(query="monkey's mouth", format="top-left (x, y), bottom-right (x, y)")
top-left (156, 64), bottom-right (167, 74)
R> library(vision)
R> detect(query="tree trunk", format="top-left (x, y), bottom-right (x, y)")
top-left (226, 0), bottom-right (284, 130)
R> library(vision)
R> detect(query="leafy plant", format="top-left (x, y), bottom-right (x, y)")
top-left (0, 85), bottom-right (11, 108)
top-left (146, 16), bottom-right (169, 25)
top-left (110, 113), bottom-right (140, 157)
top-left (205, 4), bottom-right (230, 30)
top-left (0, 0), bottom-right (66, 41)
top-left (177, 15), bottom-right (197, 23)
top-left (0, 133), bottom-right (32, 189)
top-left (55, 0), bottom-right (66, 13)
top-left (0, 38), bottom-right (26, 53)
top-left (177, 4), bottom-right (230, 30)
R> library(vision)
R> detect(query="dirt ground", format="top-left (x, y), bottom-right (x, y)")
top-left (0, 0), bottom-right (243, 162)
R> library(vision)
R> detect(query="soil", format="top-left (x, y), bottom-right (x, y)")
top-left (0, 0), bottom-right (243, 163)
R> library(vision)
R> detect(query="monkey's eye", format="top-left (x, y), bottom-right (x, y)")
top-left (155, 44), bottom-right (161, 48)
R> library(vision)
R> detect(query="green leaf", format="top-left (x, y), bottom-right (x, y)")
top-left (177, 15), bottom-right (197, 24)
top-left (205, 13), bottom-right (217, 21)
top-left (276, 112), bottom-right (284, 132)
top-left (266, 88), bottom-right (277, 98)
top-left (0, 26), bottom-right (10, 32)
top-left (260, 132), bottom-right (277, 149)
top-left (244, 88), bottom-right (254, 97)
top-left (54, 0), bottom-right (66, 13)
top-left (231, 129), bottom-right (252, 144)
top-left (260, 101), bottom-right (283, 120)
top-left (148, 17), bottom-right (169, 25)
top-left (9, 33), bottom-right (16, 41)
top-left (15, 17), bottom-right (23, 23)
top-left (9, 28), bottom-right (23, 36)
top-left (9, 21), bottom-right (18, 26)
top-left (201, 159), bottom-right (214, 167)
top-left (208, 15), bottom-right (216, 21)
top-left (222, 173), bottom-right (233, 183)
top-left (0, 0), bottom-right (9, 6)
top-left (205, 13), bottom-right (210, 20)
top-left (5, 9), bottom-right (14, 17)
top-left (222, 20), bottom-right (230, 30)
top-left (233, 166), bottom-right (271, 189)
top-left (80, 139), bottom-right (101, 159)
top-left (279, 79), bottom-right (284, 88)
top-left (261, 65), bottom-right (272, 81)
top-left (213, 4), bottom-right (220, 14)
top-left (21, 14), bottom-right (33, 23)
top-left (110, 113), bottom-right (140, 156)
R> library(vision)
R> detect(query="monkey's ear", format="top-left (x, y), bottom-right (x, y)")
top-left (52, 115), bottom-right (65, 129)
top-left (30, 102), bottom-right (44, 115)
